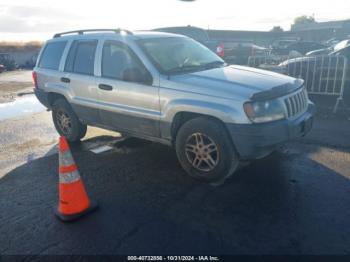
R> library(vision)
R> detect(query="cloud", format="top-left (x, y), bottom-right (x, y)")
top-left (1, 0), bottom-right (350, 40)
top-left (8, 5), bottom-right (70, 18)
top-left (254, 17), bottom-right (294, 24)
top-left (0, 4), bottom-right (81, 33)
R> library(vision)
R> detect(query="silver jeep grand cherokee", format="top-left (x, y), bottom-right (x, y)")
top-left (34, 29), bottom-right (315, 184)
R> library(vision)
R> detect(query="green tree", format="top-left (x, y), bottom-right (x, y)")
top-left (293, 15), bottom-right (315, 26)
top-left (270, 26), bottom-right (284, 32)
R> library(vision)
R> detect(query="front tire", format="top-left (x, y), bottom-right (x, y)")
top-left (52, 99), bottom-right (87, 142)
top-left (175, 117), bottom-right (239, 185)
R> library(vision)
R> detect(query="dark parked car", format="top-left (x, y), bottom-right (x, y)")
top-left (323, 36), bottom-right (350, 47)
top-left (0, 53), bottom-right (17, 71)
top-left (307, 39), bottom-right (350, 56)
top-left (306, 47), bottom-right (333, 56)
top-left (271, 38), bottom-right (299, 50)
top-left (272, 41), bottom-right (326, 56)
top-left (223, 42), bottom-right (270, 65)
top-left (153, 26), bottom-right (225, 58)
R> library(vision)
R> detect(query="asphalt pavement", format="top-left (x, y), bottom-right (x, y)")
top-left (0, 103), bottom-right (350, 255)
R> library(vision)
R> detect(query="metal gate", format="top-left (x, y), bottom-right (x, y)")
top-left (247, 54), bottom-right (348, 113)
top-left (285, 55), bottom-right (347, 113)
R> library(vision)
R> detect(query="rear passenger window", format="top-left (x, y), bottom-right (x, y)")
top-left (39, 41), bottom-right (67, 70)
top-left (65, 40), bottom-right (97, 75)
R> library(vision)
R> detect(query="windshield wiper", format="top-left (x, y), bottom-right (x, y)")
top-left (166, 61), bottom-right (226, 75)
top-left (202, 61), bottom-right (226, 69)
top-left (166, 64), bottom-right (202, 74)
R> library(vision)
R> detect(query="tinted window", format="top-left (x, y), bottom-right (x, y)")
top-left (39, 41), bottom-right (67, 70)
top-left (65, 40), bottom-right (97, 75)
top-left (338, 46), bottom-right (350, 58)
top-left (64, 41), bottom-right (78, 72)
top-left (334, 40), bottom-right (349, 52)
top-left (101, 41), bottom-right (145, 80)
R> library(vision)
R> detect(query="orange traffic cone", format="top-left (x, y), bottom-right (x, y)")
top-left (55, 136), bottom-right (98, 222)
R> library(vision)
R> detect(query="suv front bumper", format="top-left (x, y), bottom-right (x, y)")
top-left (227, 102), bottom-right (315, 160)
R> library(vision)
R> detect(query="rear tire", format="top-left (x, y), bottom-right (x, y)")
top-left (175, 117), bottom-right (239, 185)
top-left (52, 99), bottom-right (87, 142)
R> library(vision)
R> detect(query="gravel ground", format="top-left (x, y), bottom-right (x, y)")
top-left (0, 70), bottom-right (33, 103)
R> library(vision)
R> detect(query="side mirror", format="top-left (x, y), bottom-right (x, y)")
top-left (122, 67), bottom-right (153, 85)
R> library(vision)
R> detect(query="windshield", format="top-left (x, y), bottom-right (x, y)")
top-left (138, 37), bottom-right (225, 74)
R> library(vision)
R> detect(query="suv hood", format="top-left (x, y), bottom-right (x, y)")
top-left (164, 65), bottom-right (302, 100)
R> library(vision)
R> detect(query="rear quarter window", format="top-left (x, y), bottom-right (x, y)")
top-left (38, 41), bottom-right (67, 70)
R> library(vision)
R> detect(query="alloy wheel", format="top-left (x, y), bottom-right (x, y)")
top-left (56, 110), bottom-right (72, 135)
top-left (185, 132), bottom-right (219, 172)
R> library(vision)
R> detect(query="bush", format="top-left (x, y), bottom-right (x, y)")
top-left (0, 56), bottom-right (17, 71)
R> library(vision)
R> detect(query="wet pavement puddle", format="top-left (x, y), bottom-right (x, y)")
top-left (0, 95), bottom-right (45, 121)
top-left (90, 145), bottom-right (114, 154)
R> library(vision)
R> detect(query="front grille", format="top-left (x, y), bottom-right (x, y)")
top-left (284, 88), bottom-right (308, 118)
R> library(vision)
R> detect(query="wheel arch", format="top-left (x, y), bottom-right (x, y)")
top-left (161, 99), bottom-right (240, 143)
top-left (170, 111), bottom-right (235, 150)
top-left (47, 92), bottom-right (69, 107)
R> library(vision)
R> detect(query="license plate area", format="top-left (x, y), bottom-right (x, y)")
top-left (300, 116), bottom-right (313, 135)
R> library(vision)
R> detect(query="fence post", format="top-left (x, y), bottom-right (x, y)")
top-left (333, 57), bottom-right (347, 113)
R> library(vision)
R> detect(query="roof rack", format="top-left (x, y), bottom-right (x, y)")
top-left (53, 28), bottom-right (133, 38)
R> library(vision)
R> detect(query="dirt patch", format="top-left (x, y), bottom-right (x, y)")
top-left (0, 70), bottom-right (34, 103)
top-left (0, 95), bottom-right (15, 103)
top-left (0, 85), bottom-right (34, 103)
top-left (11, 139), bottom-right (42, 151)
top-left (0, 81), bottom-right (33, 92)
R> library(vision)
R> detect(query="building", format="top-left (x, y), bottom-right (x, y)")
top-left (291, 19), bottom-right (350, 42)
top-left (207, 30), bottom-right (298, 47)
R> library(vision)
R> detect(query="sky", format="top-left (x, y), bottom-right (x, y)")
top-left (0, 0), bottom-right (350, 41)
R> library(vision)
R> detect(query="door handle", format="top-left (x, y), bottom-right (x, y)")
top-left (61, 77), bottom-right (70, 83)
top-left (98, 84), bottom-right (113, 91)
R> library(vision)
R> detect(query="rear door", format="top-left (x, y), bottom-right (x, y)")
top-left (35, 40), bottom-right (67, 91)
top-left (96, 40), bottom-right (160, 137)
top-left (62, 39), bottom-right (101, 124)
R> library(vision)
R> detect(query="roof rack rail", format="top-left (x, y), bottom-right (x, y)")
top-left (53, 28), bottom-right (133, 38)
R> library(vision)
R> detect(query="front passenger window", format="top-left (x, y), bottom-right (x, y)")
top-left (102, 41), bottom-right (148, 82)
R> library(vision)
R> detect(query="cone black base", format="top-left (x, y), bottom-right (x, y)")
top-left (55, 200), bottom-right (98, 222)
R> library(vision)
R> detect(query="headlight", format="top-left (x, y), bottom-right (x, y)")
top-left (243, 99), bottom-right (286, 123)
